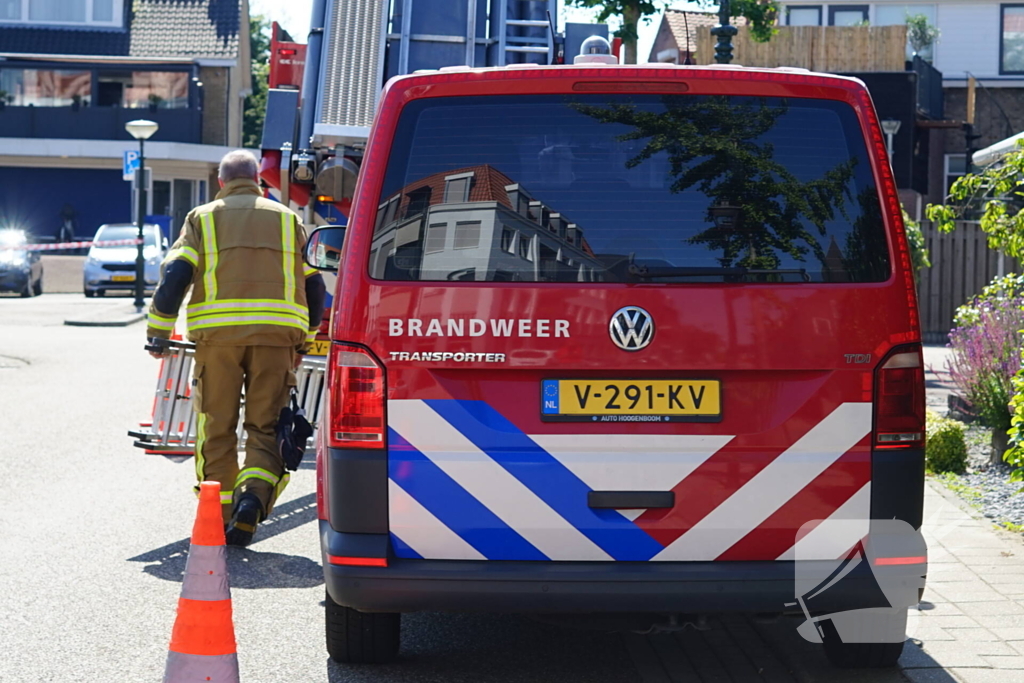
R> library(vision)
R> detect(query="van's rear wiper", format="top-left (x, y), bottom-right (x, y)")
top-left (627, 264), bottom-right (811, 282)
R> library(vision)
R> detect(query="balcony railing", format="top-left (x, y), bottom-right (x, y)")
top-left (0, 105), bottom-right (202, 143)
top-left (911, 55), bottom-right (944, 120)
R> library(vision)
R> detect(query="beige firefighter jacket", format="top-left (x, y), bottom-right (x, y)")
top-left (146, 178), bottom-right (318, 352)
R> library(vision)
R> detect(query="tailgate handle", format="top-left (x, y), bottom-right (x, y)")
top-left (588, 491), bottom-right (675, 509)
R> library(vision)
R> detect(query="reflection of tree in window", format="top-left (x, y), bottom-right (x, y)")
top-left (839, 187), bottom-right (889, 282)
top-left (425, 223), bottom-right (447, 254)
top-left (572, 96), bottom-right (858, 274)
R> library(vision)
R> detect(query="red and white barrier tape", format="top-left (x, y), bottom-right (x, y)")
top-left (0, 238), bottom-right (143, 251)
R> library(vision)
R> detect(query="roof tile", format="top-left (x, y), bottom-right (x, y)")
top-left (0, 0), bottom-right (242, 59)
top-left (662, 9), bottom-right (747, 56)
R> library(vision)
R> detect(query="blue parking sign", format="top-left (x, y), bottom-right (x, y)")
top-left (123, 150), bottom-right (140, 180)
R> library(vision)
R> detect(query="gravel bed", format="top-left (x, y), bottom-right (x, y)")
top-left (943, 423), bottom-right (1024, 529)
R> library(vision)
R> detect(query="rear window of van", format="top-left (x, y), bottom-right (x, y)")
top-left (369, 94), bottom-right (890, 284)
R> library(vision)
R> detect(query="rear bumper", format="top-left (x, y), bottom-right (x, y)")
top-left (321, 522), bottom-right (925, 615)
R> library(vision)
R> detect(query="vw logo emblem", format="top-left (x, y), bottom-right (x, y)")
top-left (609, 306), bottom-right (654, 351)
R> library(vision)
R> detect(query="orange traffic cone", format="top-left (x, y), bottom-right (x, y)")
top-left (163, 481), bottom-right (240, 683)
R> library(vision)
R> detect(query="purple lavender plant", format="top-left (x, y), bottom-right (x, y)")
top-left (947, 297), bottom-right (1024, 454)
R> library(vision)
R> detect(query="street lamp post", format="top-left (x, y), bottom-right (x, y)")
top-left (125, 119), bottom-right (159, 310)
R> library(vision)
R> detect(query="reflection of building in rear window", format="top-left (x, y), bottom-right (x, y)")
top-left (548, 214), bottom-right (567, 237)
top-left (373, 94), bottom-right (889, 283)
top-left (377, 241), bottom-right (395, 278)
top-left (493, 270), bottom-right (517, 282)
top-left (501, 228), bottom-right (515, 253)
top-left (406, 187), bottom-right (431, 216)
top-left (376, 196), bottom-right (400, 233)
top-left (444, 172), bottom-right (473, 203)
top-left (455, 221), bottom-right (482, 249)
top-left (528, 201), bottom-right (548, 225)
top-left (506, 184), bottom-right (532, 216)
top-left (425, 223), bottom-right (447, 254)
top-left (448, 268), bottom-right (476, 281)
top-left (518, 234), bottom-right (532, 260)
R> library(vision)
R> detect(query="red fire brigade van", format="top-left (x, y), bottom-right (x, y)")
top-left (305, 61), bottom-right (926, 669)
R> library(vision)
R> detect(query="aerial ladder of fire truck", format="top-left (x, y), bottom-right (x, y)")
top-left (258, 0), bottom-right (610, 226)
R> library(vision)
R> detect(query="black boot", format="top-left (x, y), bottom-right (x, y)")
top-left (226, 494), bottom-right (264, 547)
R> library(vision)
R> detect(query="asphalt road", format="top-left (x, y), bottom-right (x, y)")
top-left (0, 294), bottom-right (921, 683)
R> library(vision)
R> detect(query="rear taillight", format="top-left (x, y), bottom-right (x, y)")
top-left (874, 344), bottom-right (925, 449)
top-left (327, 343), bottom-right (385, 449)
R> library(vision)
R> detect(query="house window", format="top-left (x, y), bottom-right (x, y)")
top-left (454, 221), bottom-right (481, 250)
top-left (945, 154), bottom-right (966, 197)
top-left (381, 197), bottom-right (399, 226)
top-left (96, 71), bottom-right (189, 109)
top-left (786, 5), bottom-right (822, 26)
top-left (425, 223), bottom-right (447, 254)
top-left (404, 187), bottom-right (431, 217)
top-left (518, 234), bottom-right (532, 260)
top-left (443, 172), bottom-right (473, 203)
top-left (875, 5), bottom-right (938, 61)
top-left (0, 0), bottom-right (122, 27)
top-left (501, 228), bottom-right (515, 253)
top-left (1002, 5), bottom-right (1024, 74)
top-left (828, 5), bottom-right (869, 26)
top-left (0, 68), bottom-right (91, 106)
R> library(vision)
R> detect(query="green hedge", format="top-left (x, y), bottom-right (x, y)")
top-left (926, 411), bottom-right (968, 474)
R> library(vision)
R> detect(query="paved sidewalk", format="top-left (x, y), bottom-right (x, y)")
top-left (923, 344), bottom-right (954, 414)
top-left (905, 478), bottom-right (1024, 682)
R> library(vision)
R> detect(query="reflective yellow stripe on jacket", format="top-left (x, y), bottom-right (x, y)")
top-left (166, 245), bottom-right (199, 267)
top-left (281, 213), bottom-right (296, 303)
top-left (187, 299), bottom-right (309, 332)
top-left (148, 311), bottom-right (177, 331)
top-left (200, 212), bottom-right (218, 300)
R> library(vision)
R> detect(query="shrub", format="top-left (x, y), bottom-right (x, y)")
top-left (947, 293), bottom-right (1023, 440)
top-left (926, 411), bottom-right (968, 474)
top-left (903, 210), bottom-right (931, 277)
top-left (953, 273), bottom-right (1024, 328)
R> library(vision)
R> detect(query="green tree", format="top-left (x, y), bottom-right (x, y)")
top-left (926, 141), bottom-right (1024, 475)
top-left (906, 12), bottom-right (939, 58)
top-left (243, 14), bottom-right (272, 149)
top-left (572, 95), bottom-right (862, 276)
top-left (565, 0), bottom-right (778, 65)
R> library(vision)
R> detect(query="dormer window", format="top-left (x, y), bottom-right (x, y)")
top-left (0, 0), bottom-right (123, 28)
top-left (443, 172), bottom-right (474, 203)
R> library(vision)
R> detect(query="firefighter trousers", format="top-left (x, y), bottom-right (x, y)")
top-left (192, 343), bottom-right (296, 523)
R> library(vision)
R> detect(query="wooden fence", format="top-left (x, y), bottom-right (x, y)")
top-left (695, 25), bottom-right (907, 72)
top-left (918, 221), bottom-right (1020, 342)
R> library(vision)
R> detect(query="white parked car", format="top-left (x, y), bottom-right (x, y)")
top-left (83, 223), bottom-right (167, 298)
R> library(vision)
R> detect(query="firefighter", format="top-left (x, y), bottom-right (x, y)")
top-left (145, 150), bottom-right (326, 546)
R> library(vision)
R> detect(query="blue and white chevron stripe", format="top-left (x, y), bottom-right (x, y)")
top-left (387, 399), bottom-right (734, 562)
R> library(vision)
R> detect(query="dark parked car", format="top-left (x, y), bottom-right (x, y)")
top-left (0, 229), bottom-right (43, 297)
